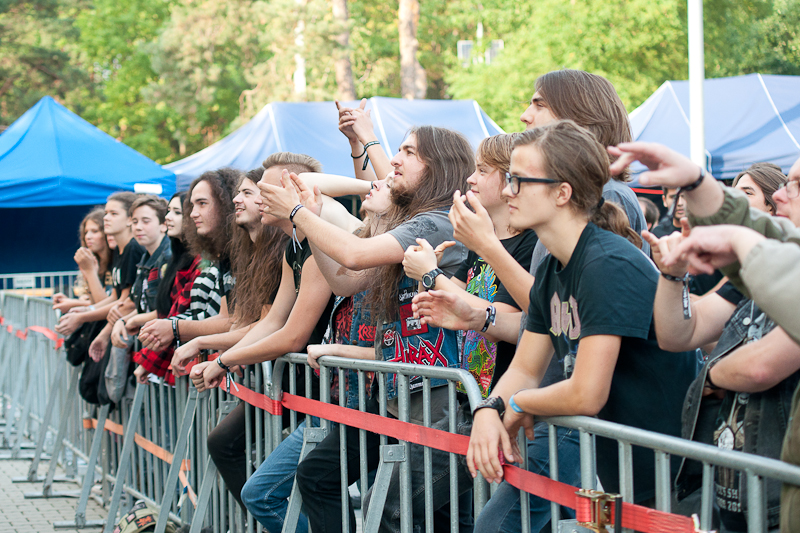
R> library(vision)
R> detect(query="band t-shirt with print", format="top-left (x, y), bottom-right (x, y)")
top-left (453, 229), bottom-right (537, 397)
top-left (526, 223), bottom-right (695, 502)
top-left (111, 238), bottom-right (145, 297)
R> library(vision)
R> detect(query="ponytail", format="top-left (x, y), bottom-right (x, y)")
top-left (590, 202), bottom-right (642, 249)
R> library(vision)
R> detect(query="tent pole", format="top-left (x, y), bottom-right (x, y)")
top-left (688, 0), bottom-right (706, 170)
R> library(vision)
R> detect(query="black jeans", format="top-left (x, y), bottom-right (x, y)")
top-left (207, 402), bottom-right (251, 509)
top-left (296, 397), bottom-right (384, 533)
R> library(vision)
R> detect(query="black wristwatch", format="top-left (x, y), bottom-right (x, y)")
top-left (473, 396), bottom-right (505, 418)
top-left (421, 268), bottom-right (444, 290)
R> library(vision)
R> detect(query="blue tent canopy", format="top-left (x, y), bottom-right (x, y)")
top-left (166, 97), bottom-right (505, 190)
top-left (0, 96), bottom-right (175, 208)
top-left (629, 74), bottom-right (800, 185)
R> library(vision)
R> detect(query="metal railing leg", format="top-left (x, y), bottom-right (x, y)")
top-left (103, 383), bottom-right (146, 533)
top-left (363, 444), bottom-right (406, 533)
top-left (24, 365), bottom-right (82, 498)
top-left (281, 426), bottom-right (326, 533)
top-left (154, 388), bottom-right (200, 533)
top-left (189, 399), bottom-right (236, 533)
top-left (1, 334), bottom-right (31, 453)
top-left (54, 403), bottom-right (111, 529)
top-left (12, 354), bottom-right (67, 482)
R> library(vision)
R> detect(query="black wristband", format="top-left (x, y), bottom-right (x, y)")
top-left (681, 166), bottom-right (706, 192)
top-left (216, 356), bottom-right (231, 372)
top-left (661, 272), bottom-right (688, 282)
top-left (171, 317), bottom-right (180, 346)
top-left (289, 204), bottom-right (304, 222)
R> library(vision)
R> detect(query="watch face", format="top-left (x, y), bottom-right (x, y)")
top-left (422, 273), bottom-right (434, 289)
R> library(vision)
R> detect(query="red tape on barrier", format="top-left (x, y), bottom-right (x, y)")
top-left (219, 380), bottom-right (697, 533)
top-left (27, 325), bottom-right (65, 349)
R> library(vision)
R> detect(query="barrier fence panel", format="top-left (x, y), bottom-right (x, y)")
top-left (6, 290), bottom-right (800, 533)
top-left (0, 271), bottom-right (80, 298)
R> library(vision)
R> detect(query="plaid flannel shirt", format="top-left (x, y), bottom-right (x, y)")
top-left (133, 255), bottom-right (201, 384)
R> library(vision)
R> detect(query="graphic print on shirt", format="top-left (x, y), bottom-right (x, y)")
top-left (713, 307), bottom-right (768, 525)
top-left (460, 262), bottom-right (499, 397)
top-left (549, 291), bottom-right (582, 379)
top-left (379, 282), bottom-right (460, 396)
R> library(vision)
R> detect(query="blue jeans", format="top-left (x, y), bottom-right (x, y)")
top-left (241, 417), bottom-right (320, 533)
top-left (474, 423), bottom-right (581, 533)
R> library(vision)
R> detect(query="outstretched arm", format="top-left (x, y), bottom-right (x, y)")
top-left (260, 171), bottom-right (404, 270)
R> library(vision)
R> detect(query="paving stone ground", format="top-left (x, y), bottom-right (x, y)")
top-left (0, 459), bottom-right (106, 533)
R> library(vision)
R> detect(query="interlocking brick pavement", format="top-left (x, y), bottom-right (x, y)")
top-left (0, 459), bottom-right (106, 533)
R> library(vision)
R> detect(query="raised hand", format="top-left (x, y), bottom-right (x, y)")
top-left (449, 190), bottom-right (497, 257)
top-left (335, 100), bottom-right (359, 143)
top-left (662, 225), bottom-right (765, 276)
top-left (291, 173), bottom-right (323, 217)
top-left (607, 142), bottom-right (704, 189)
top-left (75, 248), bottom-right (98, 273)
top-left (402, 239), bottom-right (439, 281)
top-left (641, 218), bottom-right (691, 277)
top-left (259, 170), bottom-right (302, 220)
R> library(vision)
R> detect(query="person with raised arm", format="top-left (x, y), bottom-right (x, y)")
top-left (239, 173), bottom-right (393, 533)
top-left (369, 133), bottom-right (538, 532)
top-left (335, 98), bottom-right (393, 182)
top-left (260, 126), bottom-right (473, 533)
top-left (188, 153), bottom-right (335, 510)
top-left (465, 122), bottom-right (694, 532)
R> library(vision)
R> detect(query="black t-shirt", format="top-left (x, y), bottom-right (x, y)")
top-left (650, 216), bottom-right (679, 239)
top-left (111, 239), bottom-right (145, 297)
top-left (716, 281), bottom-right (744, 306)
top-left (217, 257), bottom-right (235, 314)
top-left (453, 229), bottom-right (537, 397)
top-left (284, 238), bottom-right (335, 349)
top-left (526, 223), bottom-right (696, 502)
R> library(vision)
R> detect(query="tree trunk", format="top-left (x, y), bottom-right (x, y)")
top-left (398, 0), bottom-right (426, 99)
top-left (293, 0), bottom-right (307, 99)
top-left (331, 0), bottom-right (356, 100)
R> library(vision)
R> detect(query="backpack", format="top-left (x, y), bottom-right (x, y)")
top-left (112, 500), bottom-right (177, 533)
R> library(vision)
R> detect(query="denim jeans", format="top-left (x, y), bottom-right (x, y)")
top-left (241, 417), bottom-right (320, 533)
top-left (362, 401), bottom-right (474, 533)
top-left (296, 396), bottom-right (384, 533)
top-left (473, 423), bottom-right (581, 533)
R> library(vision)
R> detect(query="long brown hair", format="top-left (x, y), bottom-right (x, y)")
top-left (514, 121), bottom-right (642, 248)
top-left (183, 168), bottom-right (239, 260)
top-left (535, 69), bottom-right (632, 182)
top-left (734, 162), bottom-right (786, 214)
top-left (370, 125), bottom-right (475, 319)
top-left (79, 207), bottom-right (111, 276)
top-left (228, 171), bottom-right (289, 327)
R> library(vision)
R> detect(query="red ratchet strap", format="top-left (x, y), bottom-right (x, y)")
top-left (0, 316), bottom-right (5, 325)
top-left (220, 380), bottom-right (697, 533)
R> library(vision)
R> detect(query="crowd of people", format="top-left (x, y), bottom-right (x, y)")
top-left (51, 68), bottom-right (800, 533)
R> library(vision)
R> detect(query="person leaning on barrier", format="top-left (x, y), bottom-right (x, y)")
top-left (137, 168), bottom-right (239, 352)
top-left (608, 141), bottom-right (800, 531)
top-left (131, 193), bottom-right (200, 384)
top-left (376, 133), bottom-right (537, 532)
top-left (258, 125), bottom-right (472, 533)
top-left (52, 207), bottom-right (113, 314)
top-left (189, 153), bottom-right (336, 509)
top-left (100, 195), bottom-right (172, 403)
top-left (644, 173), bottom-right (798, 530)
top-left (169, 170), bottom-right (288, 377)
top-left (462, 122), bottom-right (695, 529)
top-left (240, 174), bottom-right (391, 533)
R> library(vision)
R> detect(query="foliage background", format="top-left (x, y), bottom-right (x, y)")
top-left (2, 0), bottom-right (799, 163)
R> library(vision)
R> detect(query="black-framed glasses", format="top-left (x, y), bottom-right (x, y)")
top-left (504, 172), bottom-right (557, 195)
top-left (777, 180), bottom-right (799, 199)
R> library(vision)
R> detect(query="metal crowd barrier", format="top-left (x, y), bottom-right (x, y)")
top-left (5, 291), bottom-right (800, 533)
top-left (0, 271), bottom-right (80, 297)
